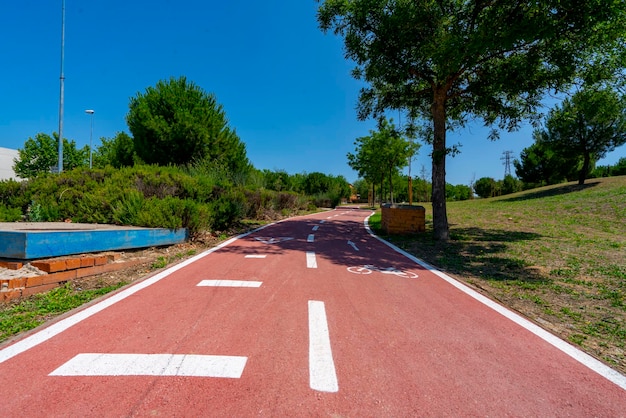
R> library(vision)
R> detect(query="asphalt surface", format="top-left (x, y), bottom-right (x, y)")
top-left (0, 208), bottom-right (625, 416)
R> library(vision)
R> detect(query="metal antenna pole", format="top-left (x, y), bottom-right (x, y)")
top-left (57, 0), bottom-right (66, 173)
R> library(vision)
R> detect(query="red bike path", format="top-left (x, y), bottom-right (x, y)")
top-left (0, 208), bottom-right (624, 416)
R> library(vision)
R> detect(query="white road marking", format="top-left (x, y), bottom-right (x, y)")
top-left (363, 212), bottom-right (626, 391)
top-left (197, 280), bottom-right (262, 287)
top-left (347, 240), bottom-right (359, 251)
top-left (307, 234), bottom-right (315, 243)
top-left (312, 225), bottom-right (319, 231)
top-left (0, 224), bottom-right (273, 365)
top-left (254, 237), bottom-right (294, 244)
top-left (319, 220), bottom-right (326, 224)
top-left (244, 254), bottom-right (267, 259)
top-left (49, 353), bottom-right (247, 378)
top-left (308, 301), bottom-right (338, 393)
top-left (306, 252), bottom-right (317, 268)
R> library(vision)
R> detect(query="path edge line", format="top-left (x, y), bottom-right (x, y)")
top-left (363, 213), bottom-right (626, 392)
top-left (0, 223), bottom-right (274, 364)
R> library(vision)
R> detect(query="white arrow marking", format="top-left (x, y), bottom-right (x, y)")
top-left (306, 252), bottom-right (317, 268)
top-left (197, 280), bottom-right (262, 287)
top-left (308, 301), bottom-right (338, 392)
top-left (347, 240), bottom-right (359, 251)
top-left (49, 353), bottom-right (248, 378)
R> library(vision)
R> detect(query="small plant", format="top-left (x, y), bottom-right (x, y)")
top-left (151, 256), bottom-right (168, 269)
top-left (28, 200), bottom-right (44, 222)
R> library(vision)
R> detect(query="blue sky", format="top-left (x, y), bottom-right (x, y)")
top-left (1, 1), bottom-right (624, 186)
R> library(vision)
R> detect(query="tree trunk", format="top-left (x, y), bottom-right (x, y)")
top-left (380, 175), bottom-right (384, 206)
top-left (579, 152), bottom-right (590, 185)
top-left (389, 166), bottom-right (394, 204)
top-left (431, 87), bottom-right (449, 240)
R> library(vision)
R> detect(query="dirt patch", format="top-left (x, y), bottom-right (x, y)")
top-left (69, 232), bottom-right (222, 291)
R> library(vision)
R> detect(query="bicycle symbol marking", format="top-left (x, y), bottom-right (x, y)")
top-left (346, 265), bottom-right (418, 279)
top-left (254, 237), bottom-right (294, 244)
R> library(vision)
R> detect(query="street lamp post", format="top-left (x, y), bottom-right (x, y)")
top-left (85, 109), bottom-right (95, 168)
top-left (58, 0), bottom-right (66, 173)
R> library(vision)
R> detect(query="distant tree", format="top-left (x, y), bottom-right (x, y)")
top-left (347, 118), bottom-right (418, 204)
top-left (446, 184), bottom-right (472, 201)
top-left (127, 76), bottom-right (250, 174)
top-left (13, 133), bottom-right (88, 179)
top-left (611, 157), bottom-right (626, 176)
top-left (514, 137), bottom-right (580, 187)
top-left (501, 174), bottom-right (523, 195)
top-left (537, 86), bottom-right (626, 185)
top-left (318, 0), bottom-right (626, 240)
top-left (351, 178), bottom-right (369, 201)
top-left (93, 132), bottom-right (135, 168)
top-left (474, 177), bottom-right (497, 199)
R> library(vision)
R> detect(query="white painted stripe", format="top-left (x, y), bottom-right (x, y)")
top-left (49, 353), bottom-right (247, 378)
top-left (197, 280), bottom-right (262, 288)
top-left (319, 220), bottom-right (326, 224)
top-left (308, 301), bottom-right (338, 392)
top-left (307, 234), bottom-right (315, 243)
top-left (0, 223), bottom-right (274, 365)
top-left (347, 240), bottom-right (359, 251)
top-left (312, 225), bottom-right (319, 231)
top-left (363, 213), bottom-right (626, 391)
top-left (244, 254), bottom-right (267, 259)
top-left (306, 252), bottom-right (317, 269)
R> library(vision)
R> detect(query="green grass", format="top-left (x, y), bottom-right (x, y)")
top-left (379, 176), bottom-right (626, 373)
top-left (151, 249), bottom-right (198, 269)
top-left (0, 281), bottom-right (128, 343)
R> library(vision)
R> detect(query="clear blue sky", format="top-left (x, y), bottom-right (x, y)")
top-left (1, 1), bottom-right (624, 186)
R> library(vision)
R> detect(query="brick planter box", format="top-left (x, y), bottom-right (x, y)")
top-left (381, 204), bottom-right (426, 234)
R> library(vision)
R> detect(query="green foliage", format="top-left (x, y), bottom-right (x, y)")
top-left (318, 0), bottom-right (626, 240)
top-left (474, 177), bottom-right (497, 199)
top-left (347, 118), bottom-right (419, 204)
top-left (514, 137), bottom-right (581, 187)
top-left (0, 282), bottom-right (127, 343)
top-left (126, 76), bottom-right (251, 174)
top-left (13, 133), bottom-right (89, 179)
top-left (1, 164), bottom-right (319, 236)
top-left (446, 183), bottom-right (472, 201)
top-left (501, 175), bottom-right (523, 195)
top-left (474, 175), bottom-right (522, 198)
top-left (0, 204), bottom-right (21, 221)
top-left (537, 86), bottom-right (626, 185)
top-left (93, 131), bottom-right (135, 168)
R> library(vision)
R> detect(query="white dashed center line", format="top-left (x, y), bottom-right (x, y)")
top-left (308, 301), bottom-right (338, 392)
top-left (197, 280), bottom-right (262, 287)
top-left (306, 252), bottom-right (317, 268)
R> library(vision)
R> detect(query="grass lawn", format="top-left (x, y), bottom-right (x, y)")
top-left (373, 176), bottom-right (626, 374)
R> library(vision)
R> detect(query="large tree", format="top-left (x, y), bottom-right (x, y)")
top-left (13, 133), bottom-right (88, 179)
top-left (347, 118), bottom-right (418, 204)
top-left (126, 76), bottom-right (250, 174)
top-left (318, 0), bottom-right (625, 240)
top-left (537, 86), bottom-right (626, 185)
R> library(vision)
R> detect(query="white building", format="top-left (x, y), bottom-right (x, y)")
top-left (0, 147), bottom-right (21, 181)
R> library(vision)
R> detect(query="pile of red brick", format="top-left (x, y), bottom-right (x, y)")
top-left (0, 253), bottom-right (148, 302)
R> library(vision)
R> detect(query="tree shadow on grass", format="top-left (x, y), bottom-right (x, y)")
top-left (498, 181), bottom-right (600, 202)
top-left (384, 226), bottom-right (548, 284)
